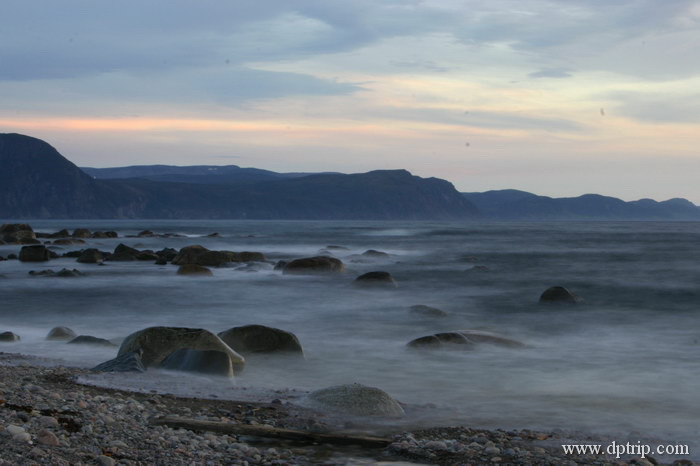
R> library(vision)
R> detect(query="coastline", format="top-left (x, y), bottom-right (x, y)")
top-left (0, 353), bottom-right (677, 466)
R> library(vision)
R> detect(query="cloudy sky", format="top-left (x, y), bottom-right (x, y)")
top-left (2, 0), bottom-right (700, 201)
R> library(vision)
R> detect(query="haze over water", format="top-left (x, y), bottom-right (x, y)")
top-left (2, 220), bottom-right (699, 449)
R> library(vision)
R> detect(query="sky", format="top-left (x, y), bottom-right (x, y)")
top-left (1, 0), bottom-right (700, 201)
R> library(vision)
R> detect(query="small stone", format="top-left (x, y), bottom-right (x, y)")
top-left (37, 430), bottom-right (60, 446)
top-left (13, 432), bottom-right (32, 443)
top-left (96, 456), bottom-right (116, 466)
top-left (38, 416), bottom-right (59, 427)
top-left (7, 425), bottom-right (26, 436)
top-left (484, 446), bottom-right (501, 455)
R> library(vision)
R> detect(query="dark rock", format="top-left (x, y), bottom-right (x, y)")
top-left (72, 228), bottom-right (92, 238)
top-left (155, 258), bottom-right (167, 265)
top-left (137, 230), bottom-right (155, 237)
top-left (326, 245), bottom-right (349, 250)
top-left (218, 325), bottom-right (304, 358)
top-left (160, 349), bottom-right (232, 375)
top-left (7, 253), bottom-right (18, 260)
top-left (1, 223), bottom-right (36, 244)
top-left (177, 264), bottom-right (213, 276)
top-left (109, 243), bottom-right (140, 261)
top-left (29, 270), bottom-right (55, 277)
top-left (55, 268), bottom-right (86, 277)
top-left (282, 256), bottom-right (345, 275)
top-left (92, 231), bottom-right (118, 238)
top-left (362, 249), bottom-right (390, 257)
top-left (171, 245), bottom-right (209, 265)
top-left (92, 350), bottom-right (145, 373)
top-left (0, 255), bottom-right (5, 261)
top-left (46, 326), bottom-right (77, 341)
top-left (237, 251), bottom-right (266, 262)
top-left (172, 245), bottom-right (265, 266)
top-left (19, 245), bottom-right (51, 262)
top-left (307, 383), bottom-right (404, 417)
top-left (136, 251), bottom-right (159, 261)
top-left (408, 330), bottom-right (524, 349)
top-left (409, 305), bottom-right (448, 317)
top-left (539, 286), bottom-right (583, 304)
top-left (77, 248), bottom-right (103, 264)
top-left (0, 331), bottom-right (20, 342)
top-left (48, 229), bottom-right (70, 238)
top-left (68, 335), bottom-right (116, 346)
top-left (118, 327), bottom-right (245, 376)
top-left (156, 248), bottom-right (178, 262)
top-left (206, 232), bottom-right (221, 237)
top-left (53, 238), bottom-right (85, 246)
top-left (470, 265), bottom-right (490, 271)
top-left (63, 250), bottom-right (85, 258)
top-left (195, 250), bottom-right (239, 266)
top-left (353, 271), bottom-right (398, 289)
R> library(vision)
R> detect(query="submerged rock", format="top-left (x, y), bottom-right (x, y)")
top-left (539, 286), bottom-right (583, 304)
top-left (282, 256), bottom-right (345, 275)
top-left (118, 327), bottom-right (245, 377)
top-left (0, 331), bottom-right (21, 342)
top-left (68, 335), bottom-right (116, 346)
top-left (408, 330), bottom-right (524, 350)
top-left (308, 383), bottom-right (405, 417)
top-left (29, 268), bottom-right (86, 278)
top-left (353, 271), bottom-right (398, 289)
top-left (218, 325), bottom-right (304, 358)
top-left (362, 249), bottom-right (389, 258)
top-left (172, 245), bottom-right (266, 266)
top-left (92, 350), bottom-right (145, 373)
top-left (409, 305), bottom-right (448, 317)
top-left (177, 264), bottom-right (213, 276)
top-left (46, 326), bottom-right (77, 341)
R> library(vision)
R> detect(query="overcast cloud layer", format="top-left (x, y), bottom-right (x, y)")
top-left (1, 0), bottom-right (699, 201)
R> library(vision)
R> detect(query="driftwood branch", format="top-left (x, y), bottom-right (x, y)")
top-left (150, 416), bottom-right (391, 448)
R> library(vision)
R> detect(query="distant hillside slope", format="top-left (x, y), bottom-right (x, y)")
top-left (0, 133), bottom-right (478, 220)
top-left (463, 189), bottom-right (700, 220)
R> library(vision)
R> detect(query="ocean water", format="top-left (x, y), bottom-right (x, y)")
top-left (2, 220), bottom-right (700, 447)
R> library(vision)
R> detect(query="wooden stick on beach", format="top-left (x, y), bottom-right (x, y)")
top-left (149, 416), bottom-right (392, 448)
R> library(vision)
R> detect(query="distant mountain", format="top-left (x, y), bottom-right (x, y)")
top-left (80, 164), bottom-right (328, 185)
top-left (0, 133), bottom-right (477, 220)
top-left (463, 189), bottom-right (700, 220)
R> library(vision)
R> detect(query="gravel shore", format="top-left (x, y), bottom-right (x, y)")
top-left (0, 353), bottom-right (694, 465)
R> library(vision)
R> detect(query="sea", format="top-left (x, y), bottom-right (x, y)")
top-left (1, 220), bottom-right (699, 450)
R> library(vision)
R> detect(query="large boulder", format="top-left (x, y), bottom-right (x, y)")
top-left (77, 248), bottom-right (104, 264)
top-left (109, 243), bottom-right (140, 261)
top-left (218, 325), bottom-right (304, 358)
top-left (353, 271), bottom-right (397, 289)
top-left (539, 286), bottom-right (583, 304)
top-left (177, 264), bottom-right (213, 276)
top-left (117, 327), bottom-right (245, 377)
top-left (307, 383), bottom-right (404, 417)
top-left (171, 245), bottom-right (210, 265)
top-left (283, 256), bottom-right (345, 275)
top-left (92, 350), bottom-right (145, 373)
top-left (0, 224), bottom-right (37, 244)
top-left (19, 245), bottom-right (51, 262)
top-left (408, 330), bottom-right (524, 350)
top-left (0, 331), bottom-right (20, 342)
top-left (46, 326), bottom-right (77, 341)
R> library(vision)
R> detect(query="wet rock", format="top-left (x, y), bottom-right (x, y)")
top-left (539, 286), bottom-right (583, 304)
top-left (92, 350), bottom-right (146, 373)
top-left (137, 230), bottom-right (155, 237)
top-left (0, 331), bottom-right (20, 342)
top-left (118, 327), bottom-right (245, 376)
top-left (160, 349), bottom-right (233, 376)
top-left (177, 264), bottom-right (213, 276)
top-left (156, 248), bottom-right (178, 262)
top-left (172, 245), bottom-right (265, 267)
top-left (218, 325), bottom-right (304, 358)
top-left (206, 232), bottom-right (221, 237)
top-left (92, 231), bottom-right (118, 238)
top-left (282, 256), bottom-right (345, 275)
top-left (109, 243), bottom-right (140, 261)
top-left (1, 223), bottom-right (37, 244)
top-left (353, 271), bottom-right (398, 289)
top-left (29, 268), bottom-right (86, 278)
top-left (19, 245), bottom-right (52, 262)
top-left (52, 238), bottom-right (85, 245)
top-left (46, 327), bottom-right (77, 341)
top-left (48, 229), bottom-right (71, 238)
top-left (77, 248), bottom-right (104, 264)
top-left (7, 253), bottom-right (17, 260)
top-left (72, 228), bottom-right (92, 238)
top-left (326, 245), bottom-right (349, 251)
top-left (136, 251), bottom-right (159, 261)
top-left (409, 305), bottom-right (448, 317)
top-left (307, 383), bottom-right (405, 417)
top-left (273, 260), bottom-right (287, 270)
top-left (68, 335), bottom-right (116, 347)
